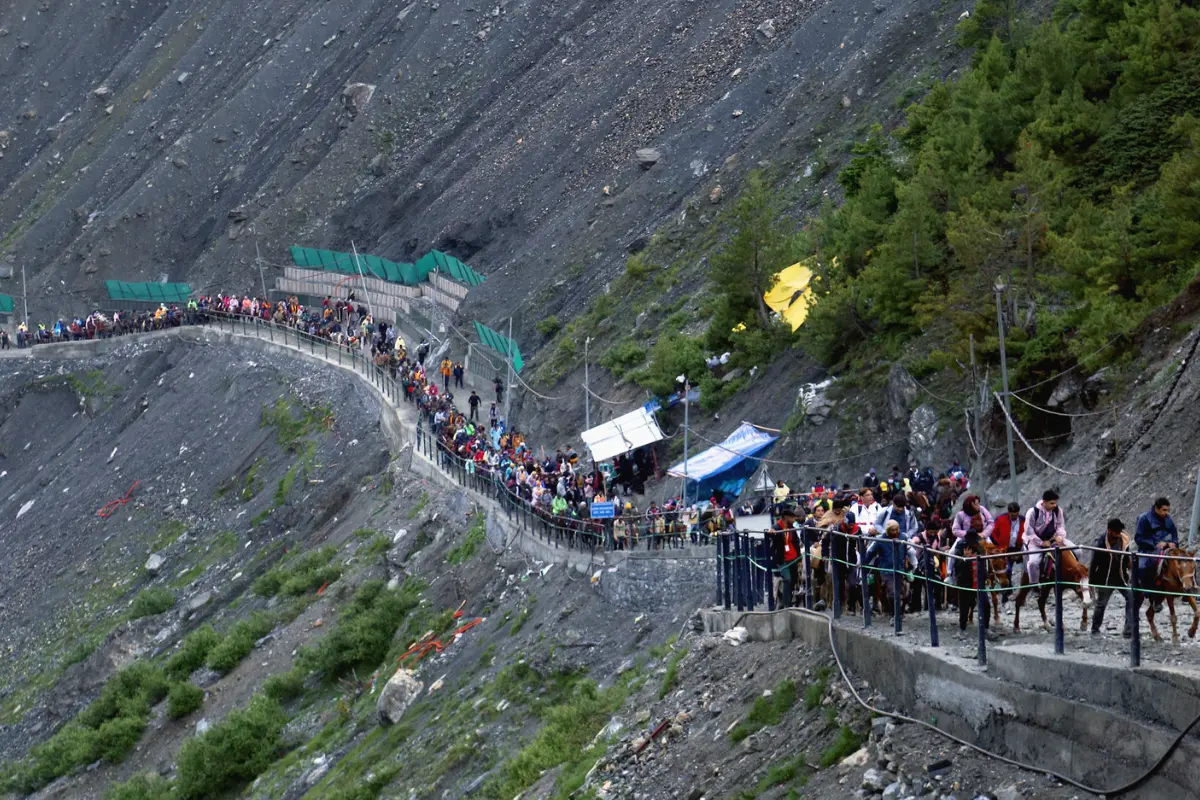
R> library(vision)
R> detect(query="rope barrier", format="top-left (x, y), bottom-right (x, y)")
top-left (1008, 389), bottom-right (1129, 419)
top-left (993, 391), bottom-right (1103, 476)
top-left (97, 480), bottom-right (140, 518)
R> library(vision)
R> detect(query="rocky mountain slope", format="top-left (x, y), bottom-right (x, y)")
top-left (0, 0), bottom-right (964, 325)
top-left (0, 334), bottom-right (1101, 800)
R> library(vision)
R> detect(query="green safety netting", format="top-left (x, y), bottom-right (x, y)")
top-left (473, 321), bottom-right (524, 373)
top-left (289, 246), bottom-right (421, 287)
top-left (290, 246), bottom-right (485, 289)
top-left (0, 293), bottom-right (14, 314)
top-left (417, 250), bottom-right (486, 286)
top-left (105, 281), bottom-right (193, 303)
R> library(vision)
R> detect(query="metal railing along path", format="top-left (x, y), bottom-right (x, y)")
top-left (719, 525), bottom-right (1199, 669)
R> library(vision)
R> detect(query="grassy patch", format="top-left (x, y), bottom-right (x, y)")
top-left (151, 519), bottom-right (187, 552)
top-left (819, 725), bottom-right (865, 768)
top-left (274, 463), bottom-right (299, 507)
top-left (165, 626), bottom-right (221, 680)
top-left (206, 613), bottom-right (275, 674)
top-left (104, 772), bottom-right (174, 800)
top-left (129, 587), bottom-right (175, 619)
top-left (657, 646), bottom-right (687, 700)
top-left (805, 667), bottom-right (832, 710)
top-left (253, 546), bottom-right (341, 598)
top-left (297, 580), bottom-right (421, 681)
top-left (730, 679), bottom-right (797, 742)
top-left (261, 397), bottom-right (333, 453)
top-left (166, 682), bottom-right (205, 719)
top-left (447, 515), bottom-right (486, 565)
top-left (3, 663), bottom-right (168, 793)
top-left (407, 491), bottom-right (429, 519)
top-left (176, 694), bottom-right (287, 800)
top-left (263, 668), bottom-right (307, 702)
top-left (484, 676), bottom-right (629, 799)
top-left (509, 606), bottom-right (532, 636)
top-left (361, 534), bottom-right (392, 559)
top-left (240, 459), bottom-right (264, 503)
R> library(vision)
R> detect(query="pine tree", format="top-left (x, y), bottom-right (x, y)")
top-left (708, 172), bottom-right (800, 329)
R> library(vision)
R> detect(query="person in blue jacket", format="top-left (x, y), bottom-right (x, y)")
top-left (1133, 497), bottom-right (1177, 614)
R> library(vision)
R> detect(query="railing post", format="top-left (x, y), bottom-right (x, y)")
top-left (802, 534), bottom-right (813, 611)
top-left (858, 538), bottom-right (871, 628)
top-left (892, 538), bottom-right (903, 635)
top-left (763, 537), bottom-right (775, 612)
top-left (924, 545), bottom-right (939, 648)
top-left (723, 533), bottom-right (733, 610)
top-left (832, 535), bottom-right (843, 620)
top-left (715, 530), bottom-right (724, 606)
top-left (1129, 557), bottom-right (1141, 668)
top-left (1053, 546), bottom-right (1065, 655)
top-left (976, 555), bottom-right (987, 665)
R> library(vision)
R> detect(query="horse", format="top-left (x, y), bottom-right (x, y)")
top-left (1013, 546), bottom-right (1092, 632)
top-left (1146, 546), bottom-right (1199, 645)
top-left (962, 542), bottom-right (1011, 626)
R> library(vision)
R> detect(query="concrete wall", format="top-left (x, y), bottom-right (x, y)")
top-left (702, 608), bottom-right (1200, 798)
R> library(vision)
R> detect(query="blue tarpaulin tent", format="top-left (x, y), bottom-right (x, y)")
top-left (666, 422), bottom-right (779, 503)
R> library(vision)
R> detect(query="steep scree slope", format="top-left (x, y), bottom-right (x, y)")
top-left (0, 0), bottom-right (965, 332)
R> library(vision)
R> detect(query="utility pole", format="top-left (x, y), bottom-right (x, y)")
top-left (1189, 468), bottom-right (1200, 547)
top-left (678, 374), bottom-right (690, 504)
top-left (254, 238), bottom-right (268, 299)
top-left (584, 336), bottom-right (592, 431)
top-left (504, 316), bottom-right (515, 426)
top-left (995, 285), bottom-right (1020, 509)
top-left (20, 263), bottom-right (28, 324)
top-left (969, 334), bottom-right (983, 485)
top-left (349, 240), bottom-right (374, 319)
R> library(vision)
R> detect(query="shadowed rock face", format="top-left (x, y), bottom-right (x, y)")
top-left (0, 0), bottom-right (955, 334)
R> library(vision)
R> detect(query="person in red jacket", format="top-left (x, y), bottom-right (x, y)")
top-left (992, 502), bottom-right (1024, 549)
top-left (991, 502), bottom-right (1024, 600)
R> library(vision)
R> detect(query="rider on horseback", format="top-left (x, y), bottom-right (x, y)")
top-left (1023, 490), bottom-right (1075, 585)
top-left (1133, 498), bottom-right (1177, 614)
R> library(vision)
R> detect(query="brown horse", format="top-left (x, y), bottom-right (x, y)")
top-left (963, 543), bottom-right (1011, 626)
top-left (1013, 547), bottom-right (1092, 632)
top-left (1146, 547), bottom-right (1199, 645)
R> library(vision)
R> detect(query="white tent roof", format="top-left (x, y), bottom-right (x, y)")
top-left (581, 406), bottom-right (665, 462)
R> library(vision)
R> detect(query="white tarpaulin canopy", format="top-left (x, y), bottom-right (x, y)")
top-left (581, 407), bottom-right (665, 462)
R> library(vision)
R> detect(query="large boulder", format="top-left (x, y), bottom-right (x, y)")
top-left (635, 147), bottom-right (662, 169)
top-left (342, 83), bottom-right (377, 116)
top-left (144, 553), bottom-right (166, 576)
top-left (377, 669), bottom-right (423, 725)
top-left (907, 404), bottom-right (939, 467)
top-left (886, 363), bottom-right (920, 421)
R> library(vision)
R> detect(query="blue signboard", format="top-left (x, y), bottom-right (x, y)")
top-left (590, 502), bottom-right (615, 519)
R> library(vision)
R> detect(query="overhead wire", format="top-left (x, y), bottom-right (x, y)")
top-left (1008, 334), bottom-right (1123, 396)
top-left (993, 391), bottom-right (1102, 477)
top-left (1008, 390), bottom-right (1129, 419)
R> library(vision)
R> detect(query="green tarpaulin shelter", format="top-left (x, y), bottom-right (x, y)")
top-left (473, 321), bottom-right (524, 372)
top-left (105, 281), bottom-right (193, 303)
top-left (0, 294), bottom-right (14, 314)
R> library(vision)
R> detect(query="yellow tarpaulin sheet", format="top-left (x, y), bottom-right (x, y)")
top-left (764, 259), bottom-right (818, 330)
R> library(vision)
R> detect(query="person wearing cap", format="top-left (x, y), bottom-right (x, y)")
top-left (1089, 518), bottom-right (1133, 637)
